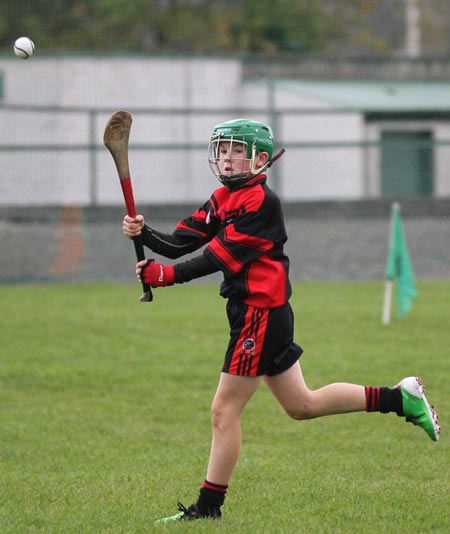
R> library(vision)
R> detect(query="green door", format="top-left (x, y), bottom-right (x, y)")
top-left (381, 131), bottom-right (433, 196)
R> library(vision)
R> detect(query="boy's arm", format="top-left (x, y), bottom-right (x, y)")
top-left (138, 253), bottom-right (219, 287)
top-left (141, 225), bottom-right (202, 259)
top-left (141, 196), bottom-right (217, 259)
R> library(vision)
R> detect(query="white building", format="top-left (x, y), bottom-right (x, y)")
top-left (1, 56), bottom-right (450, 206)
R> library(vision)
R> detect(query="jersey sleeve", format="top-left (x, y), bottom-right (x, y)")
top-left (174, 253), bottom-right (220, 284)
top-left (174, 196), bottom-right (221, 244)
top-left (141, 196), bottom-right (220, 259)
top-left (141, 225), bottom-right (200, 259)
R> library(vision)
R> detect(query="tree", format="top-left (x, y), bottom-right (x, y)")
top-left (1, 0), bottom-right (449, 57)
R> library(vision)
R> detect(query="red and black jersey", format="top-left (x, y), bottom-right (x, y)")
top-left (174, 174), bottom-right (291, 308)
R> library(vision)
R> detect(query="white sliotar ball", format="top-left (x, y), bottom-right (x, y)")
top-left (14, 37), bottom-right (35, 59)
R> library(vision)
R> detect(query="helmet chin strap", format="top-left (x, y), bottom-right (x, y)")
top-left (268, 148), bottom-right (285, 168)
top-left (250, 147), bottom-right (286, 175)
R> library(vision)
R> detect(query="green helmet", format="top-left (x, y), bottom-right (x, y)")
top-left (208, 118), bottom-right (275, 187)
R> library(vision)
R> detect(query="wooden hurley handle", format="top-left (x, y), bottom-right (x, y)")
top-left (104, 110), bottom-right (153, 302)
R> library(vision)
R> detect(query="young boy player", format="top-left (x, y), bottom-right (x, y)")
top-left (122, 118), bottom-right (440, 522)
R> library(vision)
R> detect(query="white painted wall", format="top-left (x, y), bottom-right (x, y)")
top-left (0, 57), bottom-right (246, 205)
top-left (3, 56), bottom-right (439, 206)
top-left (1, 57), bottom-right (243, 108)
top-left (435, 124), bottom-right (450, 197)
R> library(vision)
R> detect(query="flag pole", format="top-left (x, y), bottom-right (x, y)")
top-left (382, 202), bottom-right (400, 325)
top-left (382, 279), bottom-right (393, 325)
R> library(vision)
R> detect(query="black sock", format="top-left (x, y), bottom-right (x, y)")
top-left (196, 480), bottom-right (228, 516)
top-left (365, 386), bottom-right (404, 416)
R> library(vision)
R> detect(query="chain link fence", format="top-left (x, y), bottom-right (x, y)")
top-left (1, 104), bottom-right (449, 283)
top-left (6, 103), bottom-right (450, 205)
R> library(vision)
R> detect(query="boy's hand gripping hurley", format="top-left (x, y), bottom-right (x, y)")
top-left (103, 110), bottom-right (153, 302)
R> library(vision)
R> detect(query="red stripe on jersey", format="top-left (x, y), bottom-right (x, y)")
top-left (208, 238), bottom-right (243, 274)
top-left (175, 219), bottom-right (207, 238)
top-left (244, 254), bottom-right (286, 308)
top-left (229, 306), bottom-right (269, 376)
top-left (223, 225), bottom-right (273, 252)
top-left (230, 180), bottom-right (265, 212)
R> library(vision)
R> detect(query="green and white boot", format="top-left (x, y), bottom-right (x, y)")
top-left (155, 502), bottom-right (221, 524)
top-left (396, 376), bottom-right (440, 441)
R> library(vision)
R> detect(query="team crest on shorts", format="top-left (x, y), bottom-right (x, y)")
top-left (242, 338), bottom-right (256, 354)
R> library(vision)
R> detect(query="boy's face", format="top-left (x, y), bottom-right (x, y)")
top-left (217, 141), bottom-right (249, 176)
top-left (217, 141), bottom-right (268, 177)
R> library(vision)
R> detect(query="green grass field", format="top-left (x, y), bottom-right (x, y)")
top-left (1, 281), bottom-right (449, 533)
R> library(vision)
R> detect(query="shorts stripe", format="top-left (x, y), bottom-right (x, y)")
top-left (229, 306), bottom-right (269, 376)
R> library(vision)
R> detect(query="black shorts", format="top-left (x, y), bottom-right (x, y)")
top-left (222, 299), bottom-right (303, 377)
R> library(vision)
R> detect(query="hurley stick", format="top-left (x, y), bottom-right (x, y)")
top-left (104, 110), bottom-right (152, 302)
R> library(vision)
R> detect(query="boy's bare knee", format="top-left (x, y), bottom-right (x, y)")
top-left (211, 403), bottom-right (230, 431)
top-left (211, 401), bottom-right (241, 433)
top-left (210, 404), bottom-right (222, 426)
top-left (286, 403), bottom-right (312, 421)
top-left (283, 392), bottom-right (316, 420)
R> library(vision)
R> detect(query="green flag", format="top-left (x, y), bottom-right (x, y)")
top-left (385, 203), bottom-right (417, 318)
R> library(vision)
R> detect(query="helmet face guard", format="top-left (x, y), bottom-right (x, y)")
top-left (208, 119), bottom-right (274, 187)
